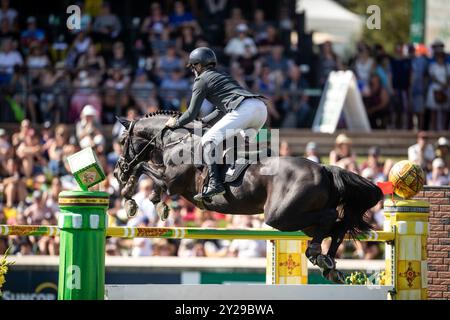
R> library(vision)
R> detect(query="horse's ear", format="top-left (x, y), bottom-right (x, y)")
top-left (117, 116), bottom-right (131, 130)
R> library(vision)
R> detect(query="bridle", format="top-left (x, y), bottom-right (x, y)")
top-left (117, 120), bottom-right (167, 178)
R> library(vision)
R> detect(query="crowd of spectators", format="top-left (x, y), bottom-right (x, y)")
top-left (1, 1), bottom-right (450, 260)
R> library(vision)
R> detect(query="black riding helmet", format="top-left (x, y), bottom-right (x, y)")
top-left (186, 47), bottom-right (217, 68)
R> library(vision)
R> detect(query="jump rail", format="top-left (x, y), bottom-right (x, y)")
top-left (0, 190), bottom-right (429, 300)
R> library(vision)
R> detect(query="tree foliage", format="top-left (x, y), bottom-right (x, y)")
top-left (339, 0), bottom-right (411, 53)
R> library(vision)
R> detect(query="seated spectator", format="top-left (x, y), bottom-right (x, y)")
top-left (360, 146), bottom-right (386, 182)
top-left (16, 128), bottom-right (44, 178)
top-left (0, 128), bottom-right (12, 174)
top-left (103, 67), bottom-right (131, 123)
top-left (176, 25), bottom-right (198, 56)
top-left (408, 131), bottom-right (434, 172)
top-left (20, 16), bottom-right (46, 53)
top-left (224, 23), bottom-right (257, 59)
top-left (23, 190), bottom-right (54, 225)
top-left (352, 42), bottom-right (374, 93)
top-left (0, 0), bottom-right (17, 26)
top-left (0, 17), bottom-right (19, 45)
top-left (256, 25), bottom-right (282, 58)
top-left (363, 73), bottom-right (390, 129)
top-left (65, 31), bottom-right (91, 68)
top-left (329, 134), bottom-right (359, 173)
top-left (253, 65), bottom-right (280, 126)
top-left (147, 23), bottom-right (174, 56)
top-left (76, 105), bottom-right (105, 149)
top-left (69, 69), bottom-right (102, 123)
top-left (168, 1), bottom-right (199, 32)
top-left (236, 44), bottom-right (260, 88)
top-left (47, 124), bottom-right (69, 176)
top-left (305, 142), bottom-right (320, 163)
top-left (156, 44), bottom-right (183, 80)
top-left (43, 176), bottom-right (63, 215)
top-left (224, 7), bottom-right (247, 41)
top-left (0, 37), bottom-right (23, 84)
top-left (1, 156), bottom-right (27, 208)
top-left (280, 139), bottom-right (292, 157)
top-left (76, 42), bottom-right (106, 77)
top-left (131, 222), bottom-right (153, 257)
top-left (159, 68), bottom-right (189, 110)
top-left (92, 2), bottom-right (122, 40)
top-left (26, 41), bottom-right (50, 72)
top-left (108, 41), bottom-right (130, 72)
top-left (435, 137), bottom-right (450, 173)
top-left (152, 238), bottom-right (177, 256)
top-left (426, 158), bottom-right (449, 186)
top-left (127, 178), bottom-right (158, 228)
top-left (263, 45), bottom-right (292, 85)
top-left (251, 9), bottom-right (269, 43)
top-left (130, 70), bottom-right (156, 113)
top-left (140, 2), bottom-right (169, 36)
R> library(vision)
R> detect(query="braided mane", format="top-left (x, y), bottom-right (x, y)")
top-left (143, 109), bottom-right (202, 122)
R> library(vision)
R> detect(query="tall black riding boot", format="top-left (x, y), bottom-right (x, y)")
top-left (194, 164), bottom-right (225, 201)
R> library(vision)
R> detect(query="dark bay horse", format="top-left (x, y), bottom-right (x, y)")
top-left (113, 111), bottom-right (383, 283)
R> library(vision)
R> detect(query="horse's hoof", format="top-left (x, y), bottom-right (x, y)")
top-left (156, 202), bottom-right (169, 221)
top-left (125, 199), bottom-right (138, 217)
top-left (324, 269), bottom-right (346, 284)
top-left (316, 254), bottom-right (336, 270)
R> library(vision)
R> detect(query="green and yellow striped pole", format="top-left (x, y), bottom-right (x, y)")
top-left (57, 190), bottom-right (109, 300)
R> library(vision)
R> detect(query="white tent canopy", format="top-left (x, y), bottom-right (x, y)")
top-left (296, 0), bottom-right (363, 55)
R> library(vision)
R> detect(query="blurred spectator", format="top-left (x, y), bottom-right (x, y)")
top-left (224, 23), bottom-right (257, 59)
top-left (108, 41), bottom-right (130, 71)
top-left (159, 68), bottom-right (189, 110)
top-left (1, 156), bottom-right (27, 207)
top-left (224, 7), bottom-right (247, 41)
top-left (256, 25), bottom-right (282, 57)
top-left (26, 41), bottom-right (50, 72)
top-left (176, 25), bottom-right (198, 56)
top-left (329, 134), bottom-right (358, 173)
top-left (363, 73), bottom-right (390, 129)
top-left (281, 64), bottom-right (311, 128)
top-left (264, 45), bottom-right (293, 80)
top-left (0, 0), bottom-right (17, 26)
top-left (69, 69), bottom-right (102, 122)
top-left (408, 131), bottom-right (435, 172)
top-left (390, 43), bottom-right (412, 129)
top-left (103, 67), bottom-right (131, 123)
top-left (426, 158), bottom-right (449, 186)
top-left (15, 128), bottom-right (44, 177)
top-left (0, 17), bottom-right (19, 44)
top-left (251, 9), bottom-right (269, 43)
top-left (305, 142), bottom-right (320, 163)
top-left (410, 44), bottom-right (428, 130)
top-left (426, 51), bottom-right (449, 131)
top-left (47, 124), bottom-right (69, 176)
top-left (352, 42), bottom-right (373, 93)
top-left (92, 2), bottom-right (122, 40)
top-left (360, 147), bottom-right (386, 182)
top-left (23, 190), bottom-right (54, 225)
top-left (168, 1), bottom-right (198, 31)
top-left (130, 70), bottom-right (155, 113)
top-left (43, 176), bottom-right (62, 214)
top-left (318, 41), bottom-right (342, 86)
top-left (0, 37), bottom-right (23, 84)
top-left (280, 139), bottom-right (292, 156)
top-left (0, 128), bottom-right (11, 172)
top-left (77, 42), bottom-right (106, 76)
top-left (140, 2), bottom-right (169, 35)
top-left (127, 178), bottom-right (158, 228)
top-left (131, 222), bottom-right (153, 256)
top-left (76, 104), bottom-right (104, 149)
top-left (156, 44), bottom-right (183, 79)
top-left (435, 137), bottom-right (450, 173)
top-left (20, 16), bottom-right (46, 53)
top-left (373, 54), bottom-right (392, 94)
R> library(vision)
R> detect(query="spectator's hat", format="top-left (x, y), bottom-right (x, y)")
top-left (93, 135), bottom-right (105, 146)
top-left (236, 23), bottom-right (248, 33)
top-left (431, 39), bottom-right (445, 48)
top-left (0, 128), bottom-right (6, 137)
top-left (32, 190), bottom-right (43, 199)
top-left (335, 133), bottom-right (352, 145)
top-left (27, 16), bottom-right (36, 24)
top-left (81, 105), bottom-right (97, 117)
top-left (306, 142), bottom-right (317, 152)
top-left (432, 158), bottom-right (445, 169)
top-left (368, 146), bottom-right (380, 156)
top-left (437, 137), bottom-right (450, 147)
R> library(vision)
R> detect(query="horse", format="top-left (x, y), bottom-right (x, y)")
top-left (113, 110), bottom-right (383, 283)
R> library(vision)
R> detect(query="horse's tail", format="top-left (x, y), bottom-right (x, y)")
top-left (327, 165), bottom-right (383, 238)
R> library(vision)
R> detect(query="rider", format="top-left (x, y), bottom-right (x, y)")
top-left (165, 47), bottom-right (268, 201)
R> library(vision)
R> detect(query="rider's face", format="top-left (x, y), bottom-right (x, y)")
top-left (191, 64), bottom-right (201, 77)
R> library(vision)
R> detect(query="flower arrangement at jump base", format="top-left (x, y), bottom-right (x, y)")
top-left (345, 271), bottom-right (387, 285)
top-left (0, 248), bottom-right (14, 298)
